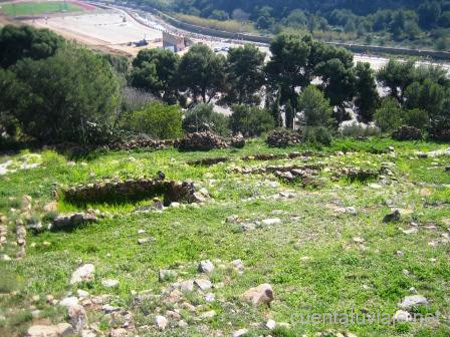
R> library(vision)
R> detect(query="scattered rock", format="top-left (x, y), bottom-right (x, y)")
top-left (70, 264), bottom-right (95, 284)
top-left (394, 310), bottom-right (412, 322)
top-left (180, 280), bottom-right (194, 292)
top-left (204, 292), bottom-right (215, 302)
top-left (195, 279), bottom-right (212, 290)
top-left (198, 260), bottom-right (215, 273)
top-left (398, 295), bottom-right (428, 309)
top-left (76, 289), bottom-right (90, 298)
top-left (200, 310), bottom-right (216, 318)
top-left (137, 237), bottom-right (154, 244)
top-left (266, 319), bottom-right (276, 330)
top-left (166, 310), bottom-right (181, 321)
top-left (353, 237), bottom-right (365, 244)
top-left (102, 304), bottom-right (119, 313)
top-left (226, 215), bottom-right (240, 223)
top-left (80, 330), bottom-right (96, 337)
top-left (231, 259), bottom-right (244, 271)
top-left (154, 315), bottom-right (168, 330)
top-left (27, 323), bottom-right (74, 337)
top-left (383, 210), bottom-right (401, 223)
top-left (178, 320), bottom-right (188, 328)
top-left (240, 223), bottom-right (256, 231)
top-left (109, 328), bottom-right (128, 337)
top-left (400, 227), bottom-right (418, 235)
top-left (232, 328), bottom-right (248, 337)
top-left (68, 304), bottom-right (88, 331)
top-left (59, 297), bottom-right (79, 307)
top-left (51, 212), bottom-right (98, 231)
top-left (242, 283), bottom-right (274, 306)
top-left (102, 279), bottom-right (119, 288)
top-left (43, 201), bottom-right (58, 213)
top-left (261, 218), bottom-right (281, 226)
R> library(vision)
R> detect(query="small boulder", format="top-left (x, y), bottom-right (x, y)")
top-left (27, 325), bottom-right (58, 337)
top-left (70, 264), bottom-right (95, 284)
top-left (195, 279), bottom-right (212, 290)
top-left (383, 210), bottom-right (401, 223)
top-left (261, 218), bottom-right (281, 226)
top-left (59, 297), bottom-right (79, 307)
top-left (198, 260), bottom-right (215, 273)
top-left (179, 280), bottom-right (194, 292)
top-left (200, 310), bottom-right (216, 318)
top-left (394, 310), bottom-right (412, 322)
top-left (232, 329), bottom-right (248, 337)
top-left (68, 304), bottom-right (88, 331)
top-left (266, 319), bottom-right (276, 330)
top-left (242, 283), bottom-right (274, 306)
top-left (398, 295), bottom-right (428, 309)
top-left (154, 315), bottom-right (168, 330)
top-left (102, 279), bottom-right (119, 288)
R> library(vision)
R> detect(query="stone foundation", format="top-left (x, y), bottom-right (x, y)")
top-left (63, 179), bottom-right (203, 206)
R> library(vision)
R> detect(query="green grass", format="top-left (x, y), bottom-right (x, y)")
top-left (0, 138), bottom-right (449, 336)
top-left (0, 1), bottom-right (84, 17)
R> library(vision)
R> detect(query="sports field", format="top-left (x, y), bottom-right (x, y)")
top-left (0, 1), bottom-right (85, 16)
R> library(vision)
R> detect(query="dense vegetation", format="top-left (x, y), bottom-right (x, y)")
top-left (1, 24), bottom-right (449, 149)
top-left (128, 0), bottom-right (450, 50)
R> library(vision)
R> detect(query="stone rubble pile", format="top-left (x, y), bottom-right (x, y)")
top-left (110, 139), bottom-right (176, 151)
top-left (267, 130), bottom-right (302, 148)
top-left (233, 164), bottom-right (323, 186)
top-left (333, 167), bottom-right (380, 182)
top-left (64, 179), bottom-right (206, 206)
top-left (177, 131), bottom-right (229, 151)
top-left (392, 126), bottom-right (423, 141)
top-left (188, 157), bottom-right (229, 166)
top-left (51, 212), bottom-right (99, 231)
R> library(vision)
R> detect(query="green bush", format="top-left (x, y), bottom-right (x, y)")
top-left (124, 102), bottom-right (183, 139)
top-left (374, 97), bottom-right (403, 132)
top-left (402, 108), bottom-right (429, 130)
top-left (298, 85), bottom-right (333, 128)
top-left (3, 45), bottom-right (121, 144)
top-left (303, 126), bottom-right (333, 146)
top-left (229, 104), bottom-right (275, 137)
top-left (182, 103), bottom-right (230, 136)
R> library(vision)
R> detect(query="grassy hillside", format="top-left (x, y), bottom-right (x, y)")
top-left (0, 138), bottom-right (449, 336)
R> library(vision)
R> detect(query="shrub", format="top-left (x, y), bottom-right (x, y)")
top-left (4, 46), bottom-right (121, 144)
top-left (124, 102), bottom-right (183, 140)
top-left (374, 97), bottom-right (403, 132)
top-left (182, 103), bottom-right (230, 137)
top-left (303, 126), bottom-right (333, 146)
top-left (298, 85), bottom-right (333, 128)
top-left (229, 105), bottom-right (275, 137)
top-left (340, 122), bottom-right (381, 138)
top-left (402, 109), bottom-right (429, 130)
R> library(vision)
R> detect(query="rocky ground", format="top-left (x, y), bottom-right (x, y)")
top-left (0, 139), bottom-right (449, 337)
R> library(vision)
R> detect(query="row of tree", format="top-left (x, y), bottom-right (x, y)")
top-left (130, 34), bottom-right (380, 128)
top-left (1, 25), bottom-right (449, 146)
